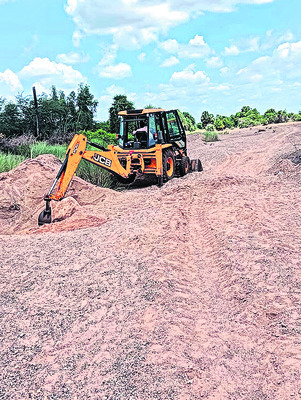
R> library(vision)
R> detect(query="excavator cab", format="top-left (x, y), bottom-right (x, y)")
top-left (118, 109), bottom-right (186, 151)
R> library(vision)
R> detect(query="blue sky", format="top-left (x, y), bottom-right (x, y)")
top-left (0, 0), bottom-right (300, 121)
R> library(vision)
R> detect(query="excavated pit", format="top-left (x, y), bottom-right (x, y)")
top-left (0, 154), bottom-right (118, 235)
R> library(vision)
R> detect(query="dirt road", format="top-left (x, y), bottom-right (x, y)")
top-left (0, 123), bottom-right (301, 399)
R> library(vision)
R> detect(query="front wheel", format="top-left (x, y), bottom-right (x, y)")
top-left (163, 150), bottom-right (175, 182)
top-left (178, 156), bottom-right (189, 176)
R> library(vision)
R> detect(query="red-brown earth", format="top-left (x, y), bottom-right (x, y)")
top-left (0, 122), bottom-right (301, 399)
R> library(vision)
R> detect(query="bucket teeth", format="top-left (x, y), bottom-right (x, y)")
top-left (38, 208), bottom-right (52, 226)
top-left (38, 200), bottom-right (52, 226)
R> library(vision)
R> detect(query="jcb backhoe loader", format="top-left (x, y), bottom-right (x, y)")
top-left (38, 109), bottom-right (202, 225)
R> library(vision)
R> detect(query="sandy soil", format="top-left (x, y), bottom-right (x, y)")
top-left (0, 123), bottom-right (301, 399)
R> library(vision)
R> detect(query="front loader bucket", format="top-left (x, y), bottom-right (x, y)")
top-left (189, 159), bottom-right (203, 172)
top-left (38, 200), bottom-right (52, 226)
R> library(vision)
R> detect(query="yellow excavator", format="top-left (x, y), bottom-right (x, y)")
top-left (38, 109), bottom-right (202, 225)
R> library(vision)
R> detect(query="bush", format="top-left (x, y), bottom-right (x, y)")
top-left (85, 129), bottom-right (118, 147)
top-left (203, 131), bottom-right (219, 142)
top-left (238, 118), bottom-right (255, 128)
top-left (214, 118), bottom-right (224, 131)
top-left (0, 134), bottom-right (35, 156)
top-left (264, 109), bottom-right (277, 124)
top-left (293, 113), bottom-right (301, 121)
top-left (206, 124), bottom-right (215, 132)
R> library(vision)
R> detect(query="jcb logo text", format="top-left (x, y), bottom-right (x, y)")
top-left (93, 153), bottom-right (112, 167)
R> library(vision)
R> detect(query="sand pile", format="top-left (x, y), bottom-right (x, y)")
top-left (0, 155), bottom-right (114, 235)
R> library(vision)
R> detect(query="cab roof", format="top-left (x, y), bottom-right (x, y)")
top-left (118, 108), bottom-right (165, 116)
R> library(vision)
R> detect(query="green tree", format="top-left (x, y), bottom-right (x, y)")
top-left (264, 109), bottom-right (277, 124)
top-left (183, 111), bottom-right (196, 131)
top-left (109, 95), bottom-right (135, 133)
top-left (144, 104), bottom-right (159, 109)
top-left (76, 83), bottom-right (98, 131)
top-left (0, 102), bottom-right (21, 138)
top-left (222, 116), bottom-right (234, 129)
top-left (214, 116), bottom-right (225, 131)
top-left (177, 110), bottom-right (195, 131)
top-left (276, 110), bottom-right (288, 123)
top-left (200, 111), bottom-right (215, 128)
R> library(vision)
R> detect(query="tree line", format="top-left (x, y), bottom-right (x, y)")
top-left (1, 85), bottom-right (300, 145)
top-left (0, 84), bottom-right (98, 142)
top-left (199, 106), bottom-right (301, 131)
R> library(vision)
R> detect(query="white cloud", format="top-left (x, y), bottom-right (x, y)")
top-left (56, 52), bottom-right (90, 64)
top-left (98, 84), bottom-right (136, 119)
top-left (233, 40), bottom-right (301, 85)
top-left (266, 29), bottom-right (273, 37)
top-left (237, 67), bottom-right (263, 82)
top-left (72, 30), bottom-right (84, 47)
top-left (274, 41), bottom-right (301, 59)
top-left (32, 81), bottom-right (47, 95)
top-left (171, 64), bottom-right (210, 86)
top-left (278, 31), bottom-right (294, 43)
top-left (0, 69), bottom-right (23, 99)
top-left (224, 44), bottom-right (240, 56)
top-left (224, 36), bottom-right (260, 55)
top-left (261, 30), bottom-right (294, 51)
top-left (189, 34), bottom-right (206, 47)
top-left (66, 0), bottom-right (188, 48)
top-left (65, 0), bottom-right (275, 48)
top-left (19, 57), bottom-right (85, 90)
top-left (137, 52), bottom-right (146, 62)
top-left (220, 66), bottom-right (229, 75)
top-left (99, 63), bottom-right (132, 79)
top-left (0, 69), bottom-right (22, 90)
top-left (159, 35), bottom-right (211, 60)
top-left (97, 45), bottom-right (132, 79)
top-left (159, 39), bottom-right (180, 54)
top-left (248, 37), bottom-right (260, 51)
top-left (206, 56), bottom-right (223, 68)
top-left (210, 84), bottom-right (230, 91)
top-left (160, 56), bottom-right (179, 67)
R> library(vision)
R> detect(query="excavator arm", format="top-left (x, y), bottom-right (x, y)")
top-left (38, 134), bottom-right (133, 225)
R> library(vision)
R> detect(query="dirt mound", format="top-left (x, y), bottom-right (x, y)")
top-left (0, 154), bottom-right (113, 235)
top-left (267, 157), bottom-right (301, 184)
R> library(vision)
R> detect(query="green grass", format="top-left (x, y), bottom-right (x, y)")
top-left (0, 151), bottom-right (26, 173)
top-left (0, 142), bottom-right (117, 188)
top-left (76, 160), bottom-right (118, 188)
top-left (28, 142), bottom-right (67, 160)
top-left (203, 131), bottom-right (219, 142)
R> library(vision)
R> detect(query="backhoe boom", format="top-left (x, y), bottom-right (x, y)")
top-left (38, 134), bottom-right (132, 225)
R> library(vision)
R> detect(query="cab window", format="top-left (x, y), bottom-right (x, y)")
top-left (148, 115), bottom-right (156, 147)
top-left (166, 111), bottom-right (180, 138)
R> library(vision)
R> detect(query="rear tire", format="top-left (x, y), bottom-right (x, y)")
top-left (163, 150), bottom-right (175, 182)
top-left (179, 156), bottom-right (189, 176)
